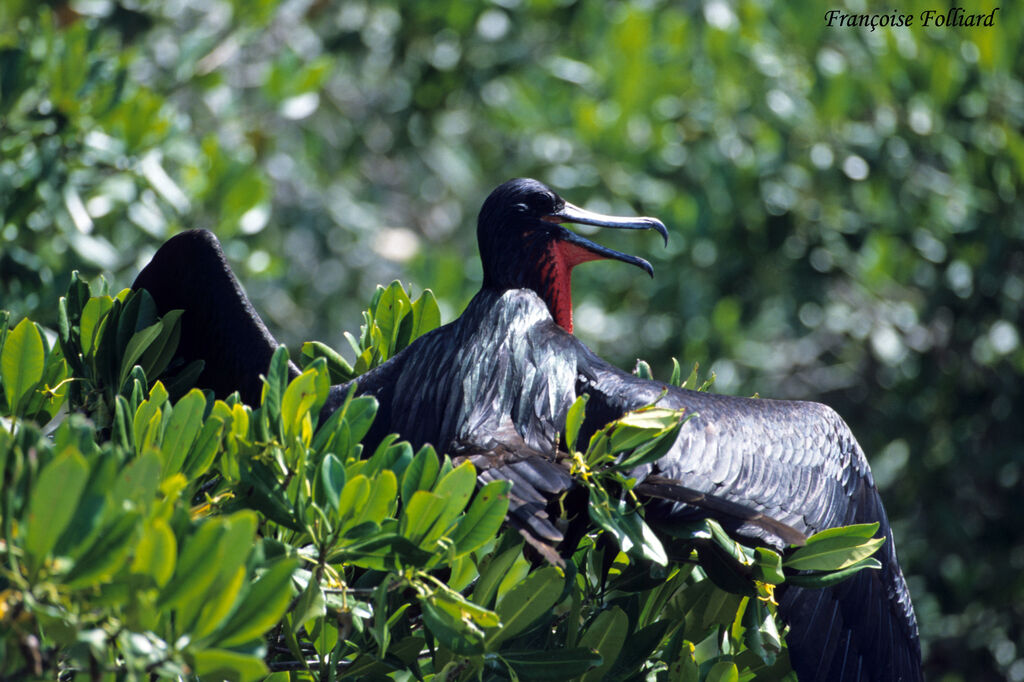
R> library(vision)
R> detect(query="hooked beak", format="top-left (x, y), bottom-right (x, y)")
top-left (544, 201), bottom-right (669, 277)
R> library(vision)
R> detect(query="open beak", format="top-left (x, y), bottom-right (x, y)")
top-left (545, 201), bottom-right (669, 277)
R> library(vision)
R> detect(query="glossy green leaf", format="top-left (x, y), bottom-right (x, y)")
top-left (316, 452), bottom-right (345, 512)
top-left (64, 510), bottom-right (141, 588)
top-left (706, 661), bottom-right (740, 682)
top-left (1, 317), bottom-right (45, 416)
top-left (754, 547), bottom-right (786, 584)
top-left (783, 534), bottom-right (886, 571)
top-left (160, 388), bottom-right (206, 477)
top-left (129, 518), bottom-right (177, 587)
top-left (189, 648), bottom-right (268, 682)
top-left (260, 345), bottom-right (290, 425)
top-left (565, 394), bottom-right (589, 452)
top-left (401, 489), bottom-right (448, 546)
top-left (473, 543), bottom-right (524, 608)
top-left (488, 566), bottom-right (564, 647)
top-left (450, 479), bottom-right (511, 557)
top-left (401, 444), bottom-right (440, 503)
top-left (24, 449), bottom-right (89, 568)
top-left (182, 415), bottom-right (225, 479)
top-left (118, 320), bottom-right (164, 391)
top-left (137, 308), bottom-right (184, 380)
top-left (281, 366), bottom-right (320, 441)
top-left (355, 469), bottom-right (397, 526)
top-left (214, 558), bottom-right (299, 647)
top-left (419, 596), bottom-right (485, 655)
top-left (579, 606), bottom-right (628, 682)
top-left (421, 460), bottom-right (476, 543)
top-left (785, 557), bottom-right (883, 589)
top-left (79, 295), bottom-right (113, 356)
top-left (292, 575), bottom-right (327, 633)
top-left (301, 340), bottom-right (355, 383)
top-left (498, 648), bottom-right (603, 680)
top-left (803, 522), bottom-right (880, 544)
top-left (158, 519), bottom-right (228, 610)
top-left (337, 473), bottom-right (371, 524)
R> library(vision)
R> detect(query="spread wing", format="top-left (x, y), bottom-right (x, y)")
top-left (571, 339), bottom-right (922, 682)
top-left (132, 229), bottom-right (298, 403)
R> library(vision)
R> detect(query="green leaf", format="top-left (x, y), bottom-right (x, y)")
top-left (488, 566), bottom-right (564, 647)
top-left (785, 557), bottom-right (883, 589)
top-left (138, 308), bottom-right (184, 380)
top-left (431, 586), bottom-right (500, 629)
top-left (63, 510), bottom-right (142, 588)
top-left (579, 606), bottom-right (628, 682)
top-left (669, 358), bottom-right (682, 387)
top-left (192, 565), bottom-right (248, 641)
top-left (753, 547), bottom-right (786, 584)
top-left (497, 648), bottom-right (603, 680)
top-left (182, 415), bottom-right (225, 479)
top-left (281, 366), bottom-right (321, 441)
top-left (565, 394), bottom-right (589, 452)
top-left (451, 480), bottom-right (511, 557)
top-left (214, 559), bottom-right (299, 647)
top-left (130, 518), bottom-right (177, 587)
top-left (783, 534), bottom-right (886, 571)
top-left (134, 381), bottom-right (169, 451)
top-left (419, 597), bottom-right (485, 655)
top-left (354, 469), bottom-right (397, 527)
top-left (473, 543), bottom-right (524, 608)
top-left (401, 444), bottom-right (440, 503)
top-left (80, 295), bottom-right (114, 356)
top-left (421, 460), bottom-right (477, 543)
top-left (260, 345), bottom-right (291, 425)
top-left (316, 452), bottom-right (345, 512)
top-left (706, 661), bottom-right (739, 682)
top-left (111, 450), bottom-right (162, 513)
top-left (24, 449), bottom-right (89, 569)
top-left (158, 519), bottom-right (228, 610)
top-left (409, 288), bottom-right (441, 341)
top-left (292, 576), bottom-right (326, 633)
top-left (301, 340), bottom-right (354, 383)
top-left (589, 499), bottom-right (667, 566)
top-left (1, 317), bottom-right (45, 416)
top-left (118, 320), bottom-right (164, 391)
top-left (803, 522), bottom-right (880, 544)
top-left (189, 648), bottom-right (268, 682)
top-left (160, 389), bottom-right (206, 478)
top-left (337, 474), bottom-right (371, 525)
top-left (698, 541), bottom-right (756, 596)
top-left (401, 490), bottom-right (448, 546)
top-left (344, 395), bottom-right (378, 447)
top-left (742, 596), bottom-right (783, 666)
top-left (701, 584), bottom-right (745, 629)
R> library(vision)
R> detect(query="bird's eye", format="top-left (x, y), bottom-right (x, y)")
top-left (513, 203), bottom-right (529, 213)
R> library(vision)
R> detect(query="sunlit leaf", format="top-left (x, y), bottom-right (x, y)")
top-left (1, 317), bottom-right (45, 416)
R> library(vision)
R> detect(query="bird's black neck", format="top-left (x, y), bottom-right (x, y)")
top-left (480, 234), bottom-right (577, 333)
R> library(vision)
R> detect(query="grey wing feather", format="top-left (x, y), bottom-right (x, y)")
top-left (565, 336), bottom-right (921, 682)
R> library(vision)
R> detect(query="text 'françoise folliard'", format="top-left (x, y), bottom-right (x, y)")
top-left (824, 8), bottom-right (1000, 31)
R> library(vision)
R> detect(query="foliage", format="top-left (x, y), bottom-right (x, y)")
top-left (0, 280), bottom-right (885, 680)
top-left (2, 1), bottom-right (1022, 677)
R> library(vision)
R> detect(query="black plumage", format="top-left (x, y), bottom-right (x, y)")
top-left (132, 178), bottom-right (921, 681)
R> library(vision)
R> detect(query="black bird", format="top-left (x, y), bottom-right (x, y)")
top-left (133, 178), bottom-right (921, 682)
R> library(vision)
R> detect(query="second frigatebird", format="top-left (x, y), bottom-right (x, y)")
top-left (133, 178), bottom-right (921, 681)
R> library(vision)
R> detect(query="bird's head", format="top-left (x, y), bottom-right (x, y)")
top-left (476, 178), bottom-right (668, 333)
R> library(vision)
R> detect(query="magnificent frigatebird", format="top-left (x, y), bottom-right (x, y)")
top-left (133, 178), bottom-right (921, 681)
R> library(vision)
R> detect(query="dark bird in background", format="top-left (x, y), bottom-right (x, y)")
top-left (133, 178), bottom-right (921, 681)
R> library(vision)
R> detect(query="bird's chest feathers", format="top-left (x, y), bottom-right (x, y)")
top-left (542, 241), bottom-right (604, 334)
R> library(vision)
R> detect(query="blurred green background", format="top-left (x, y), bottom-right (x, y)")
top-left (1, 0), bottom-right (1021, 678)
